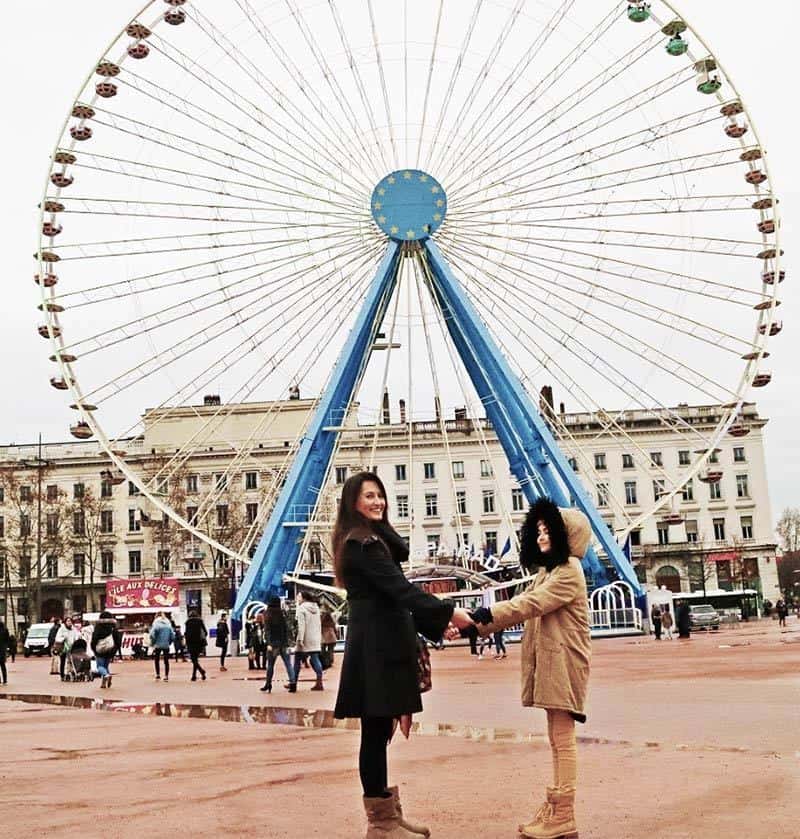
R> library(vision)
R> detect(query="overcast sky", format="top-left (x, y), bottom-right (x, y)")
top-left (2, 1), bottom-right (797, 525)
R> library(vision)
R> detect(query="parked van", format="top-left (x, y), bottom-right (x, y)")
top-left (23, 623), bottom-right (53, 656)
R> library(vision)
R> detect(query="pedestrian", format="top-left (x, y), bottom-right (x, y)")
top-left (171, 619), bottom-right (186, 662)
top-left (0, 619), bottom-right (10, 684)
top-left (472, 497), bottom-right (592, 839)
top-left (261, 596), bottom-right (292, 693)
top-left (245, 617), bottom-right (257, 670)
top-left (332, 471), bottom-right (472, 837)
top-left (677, 599), bottom-right (691, 639)
top-left (48, 617), bottom-right (61, 675)
top-left (776, 598), bottom-right (788, 628)
top-left (149, 611), bottom-right (175, 681)
top-left (651, 604), bottom-right (663, 640)
top-left (216, 612), bottom-right (230, 671)
top-left (290, 590), bottom-right (324, 692)
top-left (91, 611), bottom-right (122, 689)
top-left (661, 607), bottom-right (674, 640)
top-left (320, 606), bottom-right (338, 670)
top-left (184, 610), bottom-right (207, 681)
top-left (254, 612), bottom-right (267, 669)
top-left (55, 616), bottom-right (80, 681)
top-left (7, 631), bottom-right (15, 663)
top-left (493, 629), bottom-right (508, 659)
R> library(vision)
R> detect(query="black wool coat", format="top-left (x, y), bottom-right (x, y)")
top-left (333, 525), bottom-right (454, 720)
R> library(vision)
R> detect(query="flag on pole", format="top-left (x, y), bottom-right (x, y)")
top-left (621, 534), bottom-right (632, 564)
top-left (500, 538), bottom-right (511, 558)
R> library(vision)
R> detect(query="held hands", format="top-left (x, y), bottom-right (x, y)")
top-left (443, 607), bottom-right (474, 641)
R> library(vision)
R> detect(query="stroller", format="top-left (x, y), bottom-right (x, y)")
top-left (64, 638), bottom-right (94, 682)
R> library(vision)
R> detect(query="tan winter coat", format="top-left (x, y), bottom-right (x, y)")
top-left (481, 508), bottom-right (592, 716)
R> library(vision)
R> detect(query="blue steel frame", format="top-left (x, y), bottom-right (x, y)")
top-left (234, 236), bottom-right (644, 616)
top-left (233, 242), bottom-right (402, 615)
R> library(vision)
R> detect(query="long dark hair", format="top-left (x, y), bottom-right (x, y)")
top-left (332, 471), bottom-right (390, 585)
top-left (519, 496), bottom-right (570, 572)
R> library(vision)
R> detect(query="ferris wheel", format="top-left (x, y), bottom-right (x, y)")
top-left (35, 0), bottom-right (782, 610)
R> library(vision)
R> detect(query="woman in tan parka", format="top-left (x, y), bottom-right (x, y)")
top-left (472, 497), bottom-right (591, 839)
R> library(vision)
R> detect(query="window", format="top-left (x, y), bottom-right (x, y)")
top-left (186, 506), bottom-right (198, 526)
top-left (657, 525), bottom-right (669, 546)
top-left (101, 551), bottom-right (114, 575)
top-left (713, 517), bottom-right (726, 541)
top-left (19, 555), bottom-right (31, 579)
top-left (650, 452), bottom-right (663, 467)
top-left (73, 511), bottom-right (85, 536)
top-left (678, 450), bottom-right (690, 466)
top-left (245, 471), bottom-right (258, 490)
top-left (216, 505), bottom-right (229, 527)
top-left (709, 450), bottom-right (719, 464)
top-left (73, 553), bottom-right (86, 577)
top-left (186, 474), bottom-right (199, 493)
top-left (128, 481), bottom-right (140, 496)
top-left (46, 512), bottom-right (59, 537)
top-left (594, 453), bottom-right (607, 471)
top-left (20, 514), bottom-right (31, 538)
top-left (395, 464), bottom-right (407, 482)
top-left (335, 466), bottom-right (347, 485)
top-left (596, 483), bottom-right (609, 508)
top-left (716, 560), bottom-right (732, 591)
top-left (0, 486), bottom-right (4, 502)
top-left (624, 481), bottom-right (638, 505)
top-left (100, 510), bottom-right (114, 534)
top-left (568, 457), bottom-right (579, 472)
top-left (688, 560), bottom-right (705, 592)
top-left (484, 531), bottom-right (498, 556)
top-left (101, 480), bottom-right (112, 499)
top-left (156, 477), bottom-right (169, 495)
top-left (736, 474), bottom-right (750, 499)
top-left (46, 484), bottom-right (58, 501)
top-left (215, 473), bottom-right (228, 490)
top-left (396, 495), bottom-right (409, 519)
top-left (681, 480), bottom-right (694, 502)
top-left (128, 509), bottom-right (141, 532)
top-left (709, 481), bottom-right (722, 501)
top-left (128, 550), bottom-right (142, 574)
top-left (20, 485), bottom-right (33, 502)
top-left (652, 479), bottom-right (666, 501)
top-left (158, 549), bottom-right (171, 573)
top-left (480, 459), bottom-right (493, 478)
top-left (634, 564), bottom-right (647, 584)
top-left (0, 554), bottom-right (5, 579)
top-left (511, 488), bottom-right (525, 512)
top-left (425, 493), bottom-right (438, 517)
top-left (423, 462), bottom-right (436, 480)
top-left (427, 535), bottom-right (440, 557)
top-left (685, 519), bottom-right (698, 543)
top-left (0, 516), bottom-right (4, 538)
top-left (246, 502), bottom-right (258, 525)
top-left (740, 515), bottom-right (753, 540)
top-left (44, 555), bottom-right (58, 578)
top-left (733, 446), bottom-right (746, 463)
top-left (622, 453), bottom-right (634, 469)
top-left (73, 482), bottom-right (85, 499)
top-left (451, 461), bottom-right (464, 480)
top-left (629, 530), bottom-right (641, 547)
top-left (456, 490), bottom-right (467, 516)
top-left (482, 490), bottom-right (495, 514)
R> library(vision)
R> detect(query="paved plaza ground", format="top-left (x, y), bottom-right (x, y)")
top-left (1, 619), bottom-right (798, 838)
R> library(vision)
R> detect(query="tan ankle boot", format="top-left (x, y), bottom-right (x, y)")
top-left (310, 676), bottom-right (324, 691)
top-left (518, 787), bottom-right (557, 835)
top-left (520, 786), bottom-right (578, 839)
top-left (388, 786), bottom-right (430, 837)
top-left (363, 795), bottom-right (420, 838)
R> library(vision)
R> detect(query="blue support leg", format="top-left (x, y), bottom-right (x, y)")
top-left (423, 240), bottom-right (642, 595)
top-left (233, 242), bottom-right (402, 617)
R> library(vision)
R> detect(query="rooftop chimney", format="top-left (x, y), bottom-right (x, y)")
top-left (381, 389), bottom-right (390, 425)
top-left (399, 399), bottom-right (406, 424)
top-left (203, 394), bottom-right (221, 406)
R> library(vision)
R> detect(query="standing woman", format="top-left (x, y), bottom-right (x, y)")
top-left (184, 610), bottom-right (207, 681)
top-left (55, 616), bottom-right (80, 681)
top-left (91, 611), bottom-right (122, 689)
top-left (216, 612), bottom-right (230, 672)
top-left (333, 472), bottom-right (473, 838)
top-left (0, 619), bottom-right (11, 684)
top-left (471, 498), bottom-right (591, 839)
top-left (261, 596), bottom-right (292, 693)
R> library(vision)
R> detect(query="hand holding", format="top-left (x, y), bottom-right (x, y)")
top-left (443, 623), bottom-right (461, 641)
top-left (450, 607), bottom-right (474, 630)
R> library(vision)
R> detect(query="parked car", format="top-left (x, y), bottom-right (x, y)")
top-left (689, 604), bottom-right (721, 631)
top-left (23, 623), bottom-right (54, 656)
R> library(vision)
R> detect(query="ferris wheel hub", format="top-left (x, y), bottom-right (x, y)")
top-left (371, 169), bottom-right (447, 242)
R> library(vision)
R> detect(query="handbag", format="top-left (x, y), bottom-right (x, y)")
top-left (95, 634), bottom-right (115, 656)
top-left (416, 635), bottom-right (432, 694)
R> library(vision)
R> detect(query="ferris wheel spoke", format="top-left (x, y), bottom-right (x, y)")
top-left (366, 0), bottom-right (399, 168)
top-left (435, 1), bottom-right (621, 186)
top-left (415, 0), bottom-right (445, 168)
top-left (438, 237), bottom-right (741, 402)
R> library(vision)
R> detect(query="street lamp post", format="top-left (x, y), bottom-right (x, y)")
top-left (21, 434), bottom-right (50, 622)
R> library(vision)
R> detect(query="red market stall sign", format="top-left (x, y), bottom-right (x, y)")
top-left (106, 578), bottom-right (180, 609)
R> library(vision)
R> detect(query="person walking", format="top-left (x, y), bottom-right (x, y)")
top-left (332, 472), bottom-right (473, 838)
top-left (171, 619), bottom-right (186, 662)
top-left (7, 631), bottom-right (15, 663)
top-left (48, 617), bottom-right (62, 676)
top-left (245, 617), bottom-right (257, 670)
top-left (149, 612), bottom-right (175, 681)
top-left (776, 598), bottom-right (788, 628)
top-left (290, 590), bottom-right (324, 692)
top-left (91, 611), bottom-right (122, 689)
top-left (493, 629), bottom-right (508, 659)
top-left (0, 619), bottom-right (10, 685)
top-left (254, 612), bottom-right (267, 669)
top-left (261, 597), bottom-right (293, 693)
top-left (677, 599), bottom-right (691, 639)
top-left (216, 613), bottom-right (230, 671)
top-left (661, 607), bottom-right (674, 640)
top-left (320, 607), bottom-right (338, 670)
top-left (651, 604), bottom-right (663, 640)
top-left (55, 617), bottom-right (80, 681)
top-left (472, 498), bottom-right (592, 839)
top-left (184, 610), bottom-right (207, 681)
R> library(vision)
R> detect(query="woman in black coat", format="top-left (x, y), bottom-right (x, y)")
top-left (332, 471), bottom-right (473, 837)
top-left (184, 610), bottom-right (207, 681)
top-left (261, 596), bottom-right (292, 693)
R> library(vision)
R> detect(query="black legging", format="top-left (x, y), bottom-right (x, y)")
top-left (359, 716), bottom-right (394, 798)
top-left (189, 648), bottom-right (206, 679)
top-left (0, 652), bottom-right (7, 684)
top-left (153, 648), bottom-right (170, 678)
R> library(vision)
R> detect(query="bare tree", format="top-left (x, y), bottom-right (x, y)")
top-left (68, 485), bottom-right (115, 613)
top-left (776, 507), bottom-right (800, 554)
